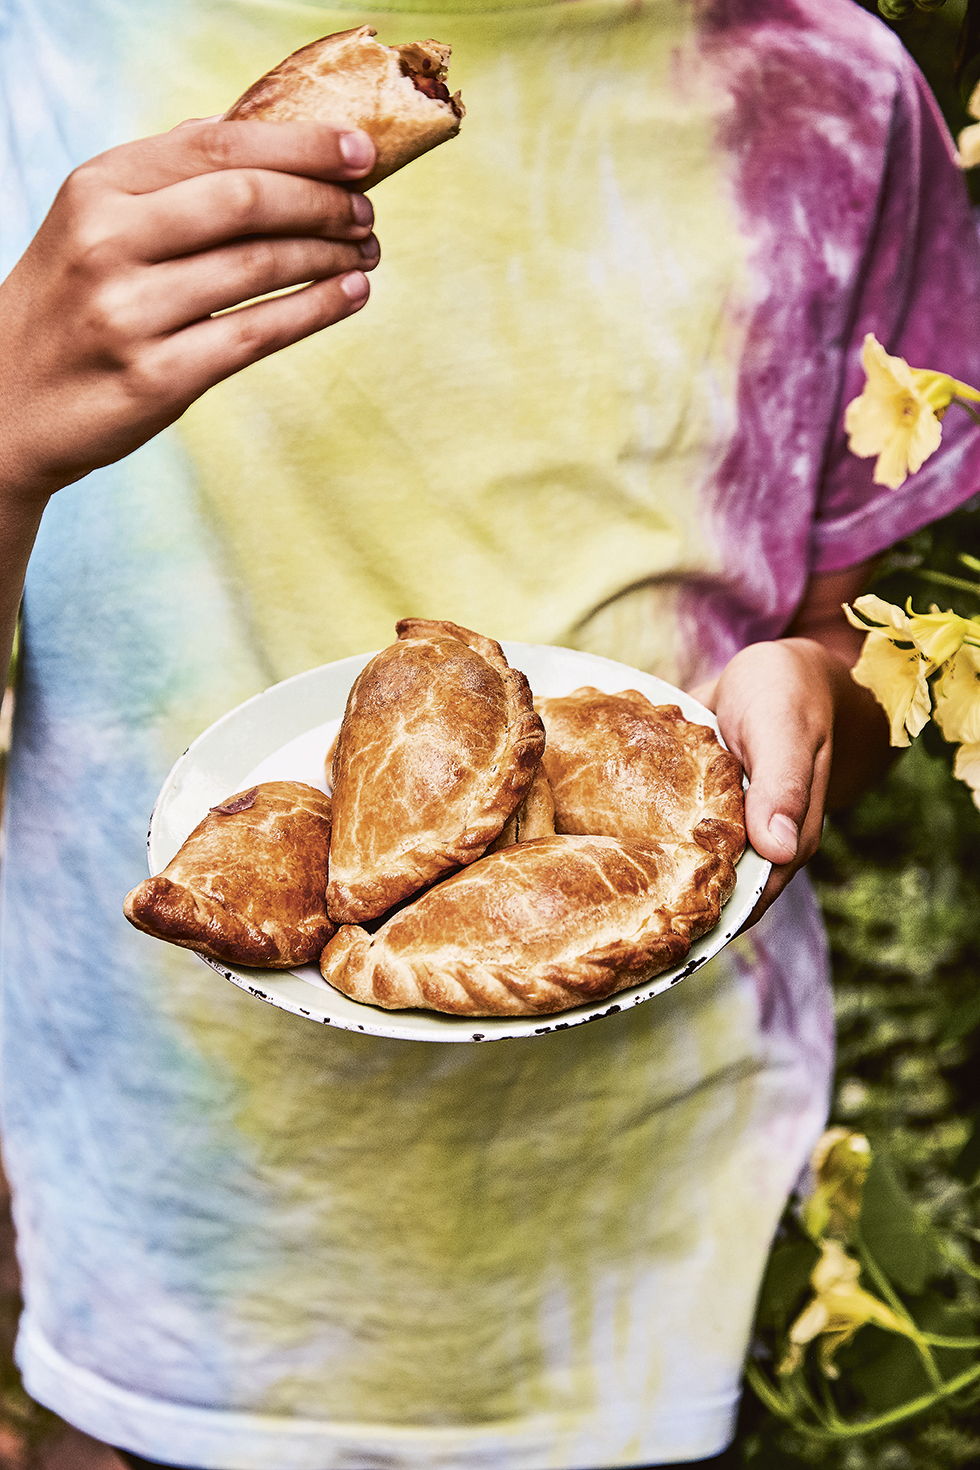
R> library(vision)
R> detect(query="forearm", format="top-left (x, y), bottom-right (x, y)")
top-left (0, 490), bottom-right (48, 684)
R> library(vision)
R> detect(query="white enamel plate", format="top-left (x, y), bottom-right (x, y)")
top-left (147, 644), bottom-right (770, 1042)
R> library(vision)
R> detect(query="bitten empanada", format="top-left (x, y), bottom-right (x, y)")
top-left (124, 781), bottom-right (334, 968)
top-left (326, 620), bottom-right (545, 924)
top-left (320, 834), bottom-right (736, 1016)
top-left (225, 26), bottom-right (464, 191)
top-left (536, 688), bottom-right (746, 863)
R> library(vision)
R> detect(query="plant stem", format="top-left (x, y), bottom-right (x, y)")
top-left (916, 569), bottom-right (980, 597)
top-left (745, 1358), bottom-right (980, 1441)
top-left (744, 1361), bottom-right (793, 1421)
top-left (953, 397), bottom-right (980, 426)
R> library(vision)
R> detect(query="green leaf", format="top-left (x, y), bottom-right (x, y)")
top-left (847, 1327), bottom-right (934, 1412)
top-left (859, 1146), bottom-right (940, 1293)
top-left (753, 1237), bottom-right (820, 1333)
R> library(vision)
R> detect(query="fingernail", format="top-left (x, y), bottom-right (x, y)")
top-left (350, 193), bottom-right (373, 228)
top-left (339, 131), bottom-right (374, 170)
top-left (768, 813), bottom-right (799, 858)
top-left (358, 236), bottom-right (380, 265)
top-left (340, 270), bottom-right (369, 304)
top-left (174, 114), bottom-right (224, 129)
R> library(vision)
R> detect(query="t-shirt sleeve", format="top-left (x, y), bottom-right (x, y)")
top-left (812, 59), bottom-right (980, 572)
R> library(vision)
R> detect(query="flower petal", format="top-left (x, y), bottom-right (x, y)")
top-left (851, 633), bottom-right (932, 746)
top-left (849, 595), bottom-right (911, 635)
top-left (957, 120), bottom-right (980, 169)
top-left (934, 644), bottom-right (980, 743)
top-left (953, 743), bottom-right (980, 808)
top-left (906, 610), bottom-right (973, 665)
top-left (905, 403), bottom-right (944, 474)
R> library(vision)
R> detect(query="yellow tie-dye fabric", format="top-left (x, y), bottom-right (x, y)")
top-left (138, 0), bottom-right (746, 689)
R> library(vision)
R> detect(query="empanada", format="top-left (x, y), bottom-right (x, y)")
top-left (320, 834), bottom-right (736, 1016)
top-left (536, 688), bottom-right (746, 863)
top-left (327, 619), bottom-right (545, 923)
top-left (225, 26), bottom-right (464, 191)
top-left (124, 781), bottom-right (334, 968)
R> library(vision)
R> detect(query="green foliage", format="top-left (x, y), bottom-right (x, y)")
top-left (735, 497), bottom-right (980, 1467)
top-left (857, 1), bottom-right (980, 203)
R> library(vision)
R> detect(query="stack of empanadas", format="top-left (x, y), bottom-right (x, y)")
top-left (125, 620), bottom-right (746, 1018)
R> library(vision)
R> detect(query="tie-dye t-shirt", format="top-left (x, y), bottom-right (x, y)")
top-left (2, 1), bottom-right (980, 1466)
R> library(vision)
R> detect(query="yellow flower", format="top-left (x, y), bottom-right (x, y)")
top-left (957, 120), bottom-right (980, 171)
top-left (933, 643), bottom-right (980, 745)
top-left (850, 632), bottom-right (932, 747)
top-left (958, 84), bottom-right (980, 169)
top-left (842, 595), bottom-right (948, 747)
top-left (905, 608), bottom-right (977, 666)
top-left (845, 595), bottom-right (976, 661)
top-left (844, 336), bottom-right (944, 489)
top-left (778, 1240), bottom-right (913, 1379)
top-left (844, 593), bottom-right (913, 638)
top-left (802, 1129), bottom-right (871, 1244)
top-left (953, 743), bottom-right (980, 810)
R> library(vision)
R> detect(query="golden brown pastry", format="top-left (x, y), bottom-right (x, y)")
top-left (327, 619), bottom-right (545, 924)
top-left (320, 834), bottom-right (736, 1016)
top-left (225, 26), bottom-right (464, 190)
top-left (124, 781), bottom-right (334, 968)
top-left (487, 760), bottom-right (555, 851)
top-left (535, 688), bottom-right (746, 863)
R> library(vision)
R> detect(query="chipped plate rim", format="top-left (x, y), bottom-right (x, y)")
top-left (147, 643), bottom-right (770, 1042)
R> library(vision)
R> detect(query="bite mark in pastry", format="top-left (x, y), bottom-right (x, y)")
top-left (225, 26), bottom-right (464, 190)
top-left (536, 688), bottom-right (746, 863)
top-left (124, 781), bottom-right (334, 968)
top-left (327, 619), bottom-right (545, 924)
top-left (320, 834), bottom-right (736, 1016)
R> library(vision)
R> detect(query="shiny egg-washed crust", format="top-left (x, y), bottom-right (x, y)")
top-left (326, 619), bottom-right (545, 924)
top-left (487, 760), bottom-right (555, 852)
top-left (224, 26), bottom-right (464, 191)
top-left (327, 711), bottom-right (554, 851)
top-left (535, 688), bottom-right (746, 864)
top-left (124, 781), bottom-right (334, 969)
top-left (320, 834), bottom-right (737, 1016)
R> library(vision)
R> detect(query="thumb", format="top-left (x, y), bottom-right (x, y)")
top-left (737, 700), bottom-right (830, 868)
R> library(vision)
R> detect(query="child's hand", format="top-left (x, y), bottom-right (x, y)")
top-left (692, 563), bottom-right (892, 925)
top-left (0, 118), bottom-right (380, 502)
top-left (705, 638), bottom-right (838, 919)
